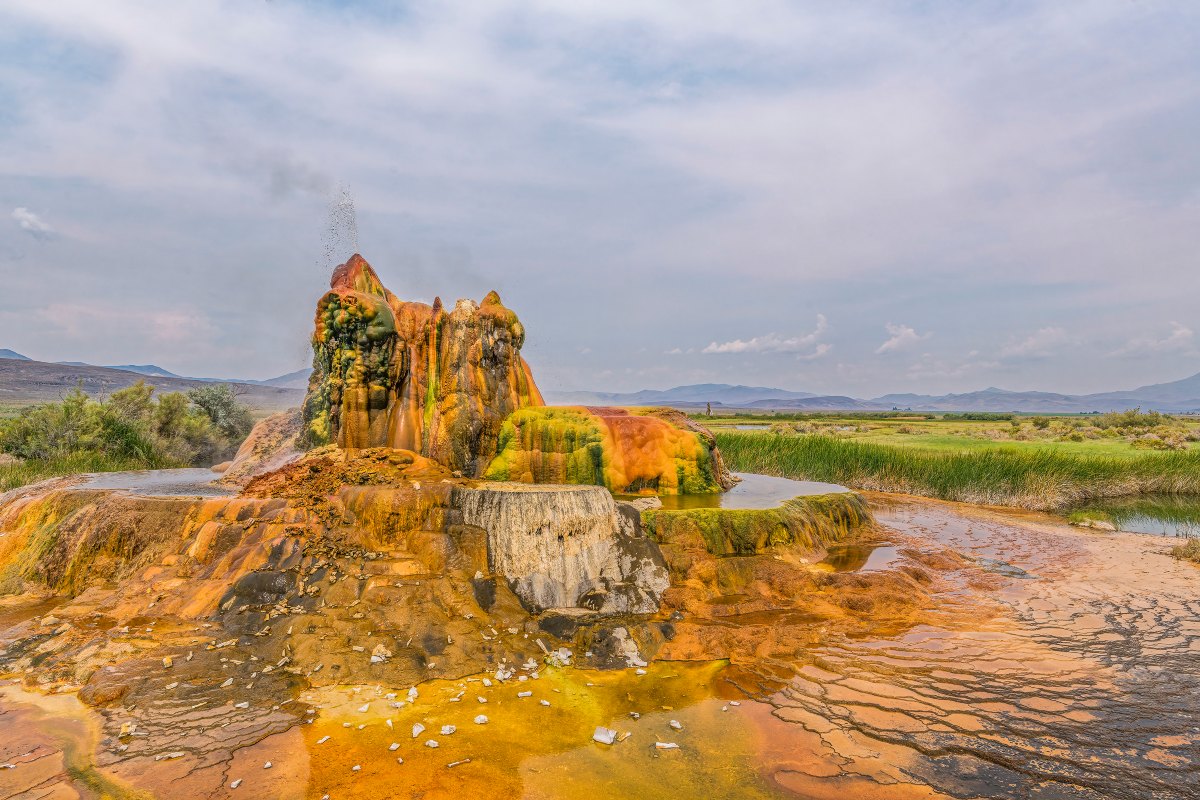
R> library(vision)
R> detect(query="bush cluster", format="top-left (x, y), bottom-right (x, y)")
top-left (0, 381), bottom-right (253, 470)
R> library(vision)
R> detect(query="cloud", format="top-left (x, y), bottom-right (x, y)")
top-left (1109, 322), bottom-right (1195, 357)
top-left (12, 207), bottom-right (55, 239)
top-left (0, 2), bottom-right (1197, 392)
top-left (906, 352), bottom-right (999, 381)
top-left (875, 323), bottom-right (929, 354)
top-left (1000, 326), bottom-right (1069, 359)
top-left (703, 314), bottom-right (828, 355)
top-left (797, 343), bottom-right (832, 361)
top-left (37, 302), bottom-right (216, 344)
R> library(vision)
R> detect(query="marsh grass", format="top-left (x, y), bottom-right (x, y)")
top-left (715, 432), bottom-right (1200, 510)
top-left (1171, 539), bottom-right (1200, 563)
top-left (0, 453), bottom-right (167, 493)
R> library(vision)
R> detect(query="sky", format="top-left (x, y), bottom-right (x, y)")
top-left (0, 1), bottom-right (1197, 398)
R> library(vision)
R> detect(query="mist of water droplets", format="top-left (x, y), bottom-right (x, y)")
top-left (321, 186), bottom-right (358, 275)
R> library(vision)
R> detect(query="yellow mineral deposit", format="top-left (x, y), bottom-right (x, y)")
top-left (1, 255), bottom-right (1195, 800)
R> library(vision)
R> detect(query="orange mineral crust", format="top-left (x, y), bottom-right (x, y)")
top-left (484, 406), bottom-right (734, 495)
top-left (302, 255), bottom-right (542, 477)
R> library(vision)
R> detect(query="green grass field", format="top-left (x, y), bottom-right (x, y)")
top-left (702, 414), bottom-right (1199, 459)
top-left (714, 430), bottom-right (1200, 510)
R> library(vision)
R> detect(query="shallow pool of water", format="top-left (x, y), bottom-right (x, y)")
top-left (77, 468), bottom-right (234, 497)
top-left (630, 472), bottom-right (850, 510)
top-left (819, 543), bottom-right (900, 573)
top-left (1067, 494), bottom-right (1200, 537)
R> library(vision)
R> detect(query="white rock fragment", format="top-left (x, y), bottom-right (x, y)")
top-left (655, 742), bottom-right (680, 750)
top-left (592, 727), bottom-right (618, 745)
top-left (412, 723), bottom-right (425, 738)
top-left (389, 743), bottom-right (400, 751)
top-left (669, 720), bottom-right (682, 730)
top-left (317, 736), bottom-right (331, 744)
top-left (425, 740), bottom-right (439, 748)
top-left (539, 700), bottom-right (550, 707)
top-left (263, 761), bottom-right (273, 769)
top-left (517, 691), bottom-right (532, 698)
top-left (234, 701), bottom-right (249, 709)
top-left (729, 701), bottom-right (741, 707)
top-left (352, 765), bottom-right (361, 772)
top-left (230, 778), bottom-right (242, 789)
top-left (440, 725), bottom-right (457, 736)
top-left (165, 682), bottom-right (178, 690)
top-left (447, 758), bottom-right (470, 768)
top-left (477, 696), bottom-right (487, 704)
top-left (358, 703), bottom-right (370, 713)
top-left (221, 678), bottom-right (234, 688)
top-left (474, 714), bottom-right (488, 725)
top-left (635, 669), bottom-right (646, 676)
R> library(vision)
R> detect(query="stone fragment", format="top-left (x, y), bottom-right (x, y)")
top-left (593, 727), bottom-right (617, 745)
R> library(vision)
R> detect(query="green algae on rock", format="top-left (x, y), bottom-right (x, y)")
top-left (642, 493), bottom-right (871, 556)
top-left (302, 254), bottom-right (543, 477)
top-left (484, 406), bottom-right (734, 495)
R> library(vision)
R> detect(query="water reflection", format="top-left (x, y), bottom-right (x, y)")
top-left (819, 543), bottom-right (900, 573)
top-left (76, 468), bottom-right (234, 497)
top-left (628, 472), bottom-right (850, 511)
top-left (1068, 494), bottom-right (1200, 537)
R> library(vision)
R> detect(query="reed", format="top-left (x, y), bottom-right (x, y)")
top-left (0, 453), bottom-right (166, 493)
top-left (715, 432), bottom-right (1200, 510)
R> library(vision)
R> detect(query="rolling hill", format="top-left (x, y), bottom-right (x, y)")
top-left (0, 358), bottom-right (303, 414)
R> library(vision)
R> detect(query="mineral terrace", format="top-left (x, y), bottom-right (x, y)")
top-left (0, 256), bottom-right (1194, 800)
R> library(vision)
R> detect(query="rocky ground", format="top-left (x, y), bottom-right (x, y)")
top-left (0, 485), bottom-right (1196, 799)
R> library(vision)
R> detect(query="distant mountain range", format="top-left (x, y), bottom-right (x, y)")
top-left (5, 349), bottom-right (1199, 413)
top-left (546, 375), bottom-right (1200, 413)
top-left (551, 383), bottom-right (817, 406)
top-left (0, 353), bottom-right (304, 412)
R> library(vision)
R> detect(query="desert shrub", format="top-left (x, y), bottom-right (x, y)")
top-left (1090, 408), bottom-right (1172, 431)
top-left (0, 381), bottom-right (252, 478)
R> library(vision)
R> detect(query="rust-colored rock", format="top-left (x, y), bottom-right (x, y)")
top-left (218, 407), bottom-right (304, 486)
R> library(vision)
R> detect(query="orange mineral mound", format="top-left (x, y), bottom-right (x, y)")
top-left (484, 405), bottom-right (734, 495)
top-left (302, 254), bottom-right (542, 477)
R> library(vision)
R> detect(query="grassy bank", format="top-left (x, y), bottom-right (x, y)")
top-left (701, 411), bottom-right (1199, 458)
top-left (0, 453), bottom-right (172, 493)
top-left (715, 432), bottom-right (1200, 510)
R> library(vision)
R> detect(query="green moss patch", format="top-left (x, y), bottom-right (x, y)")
top-left (641, 492), bottom-right (871, 556)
